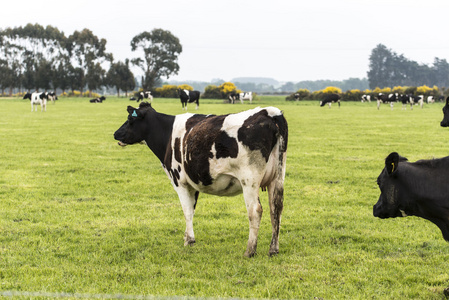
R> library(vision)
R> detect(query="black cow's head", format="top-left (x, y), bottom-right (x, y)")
top-left (373, 152), bottom-right (409, 219)
top-left (114, 102), bottom-right (152, 146)
top-left (440, 97), bottom-right (449, 127)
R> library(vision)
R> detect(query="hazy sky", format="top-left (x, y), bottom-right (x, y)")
top-left (2, 0), bottom-right (449, 83)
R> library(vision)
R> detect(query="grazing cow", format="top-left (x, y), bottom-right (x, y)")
top-left (239, 92), bottom-right (253, 104)
top-left (438, 95), bottom-right (445, 102)
top-left (114, 102), bottom-right (288, 257)
top-left (177, 89), bottom-right (200, 110)
top-left (376, 93), bottom-right (395, 110)
top-left (320, 93), bottom-right (341, 108)
top-left (373, 152), bottom-right (449, 242)
top-left (361, 94), bottom-right (371, 103)
top-left (134, 91), bottom-right (153, 103)
top-left (427, 96), bottom-right (435, 104)
top-left (398, 94), bottom-right (413, 110)
top-left (410, 95), bottom-right (424, 109)
top-left (23, 92), bottom-right (48, 112)
top-left (440, 97), bottom-right (449, 127)
top-left (89, 96), bottom-right (106, 103)
top-left (47, 92), bottom-right (58, 104)
top-left (228, 92), bottom-right (240, 104)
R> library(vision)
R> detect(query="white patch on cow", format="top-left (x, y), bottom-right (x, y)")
top-left (30, 92), bottom-right (47, 112)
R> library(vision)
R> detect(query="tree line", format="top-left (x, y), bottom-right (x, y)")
top-left (367, 44), bottom-right (449, 89)
top-left (0, 23), bottom-right (182, 96)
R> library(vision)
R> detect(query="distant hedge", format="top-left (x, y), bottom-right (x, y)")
top-left (286, 85), bottom-right (444, 101)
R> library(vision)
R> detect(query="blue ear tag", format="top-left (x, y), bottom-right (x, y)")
top-left (132, 110), bottom-right (138, 117)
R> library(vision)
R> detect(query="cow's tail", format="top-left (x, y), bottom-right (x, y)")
top-left (267, 113), bottom-right (288, 256)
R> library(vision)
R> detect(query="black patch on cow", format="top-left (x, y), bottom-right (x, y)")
top-left (215, 131), bottom-right (238, 159)
top-left (163, 137), bottom-right (180, 187)
top-left (185, 114), bottom-right (215, 132)
top-left (194, 191), bottom-right (199, 210)
top-left (183, 115), bottom-right (228, 186)
top-left (237, 110), bottom-right (278, 162)
top-left (174, 138), bottom-right (182, 163)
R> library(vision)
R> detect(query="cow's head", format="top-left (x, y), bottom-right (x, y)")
top-left (114, 102), bottom-right (152, 147)
top-left (373, 152), bottom-right (410, 219)
top-left (440, 97), bottom-right (449, 127)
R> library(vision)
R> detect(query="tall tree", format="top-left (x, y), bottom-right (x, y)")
top-left (106, 59), bottom-right (135, 97)
top-left (130, 29), bottom-right (182, 90)
top-left (66, 29), bottom-right (112, 95)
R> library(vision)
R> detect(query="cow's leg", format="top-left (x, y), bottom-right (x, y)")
top-left (31, 103), bottom-right (33, 112)
top-left (176, 187), bottom-right (198, 246)
top-left (242, 185), bottom-right (262, 257)
top-left (390, 102), bottom-right (393, 110)
top-left (267, 152), bottom-right (286, 256)
top-left (377, 100), bottom-right (380, 110)
top-left (195, 101), bottom-right (199, 110)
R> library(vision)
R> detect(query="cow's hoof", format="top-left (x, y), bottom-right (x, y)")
top-left (269, 250), bottom-right (279, 257)
top-left (184, 235), bottom-right (195, 246)
top-left (244, 250), bottom-right (257, 258)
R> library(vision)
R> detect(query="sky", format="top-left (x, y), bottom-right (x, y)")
top-left (2, 0), bottom-right (449, 83)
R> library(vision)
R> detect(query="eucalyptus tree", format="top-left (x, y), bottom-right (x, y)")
top-left (130, 28), bottom-right (182, 90)
top-left (66, 28), bottom-right (112, 95)
top-left (0, 23), bottom-right (66, 91)
top-left (106, 59), bottom-right (135, 97)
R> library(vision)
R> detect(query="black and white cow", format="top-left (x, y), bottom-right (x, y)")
top-left (48, 92), bottom-right (58, 104)
top-left (134, 91), bottom-right (153, 103)
top-left (376, 93), bottom-right (395, 110)
top-left (361, 94), bottom-right (371, 103)
top-left (320, 93), bottom-right (341, 108)
top-left (239, 92), bottom-right (253, 104)
top-left (228, 92), bottom-right (240, 104)
top-left (114, 102), bottom-right (288, 257)
top-left (440, 97), bottom-right (449, 127)
top-left (398, 94), bottom-right (413, 110)
top-left (89, 96), bottom-right (106, 103)
top-left (427, 96), bottom-right (435, 104)
top-left (23, 92), bottom-right (48, 112)
top-left (373, 152), bottom-right (449, 242)
top-left (410, 95), bottom-right (424, 109)
top-left (177, 89), bottom-right (200, 110)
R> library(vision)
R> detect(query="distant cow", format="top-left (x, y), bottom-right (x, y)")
top-left (427, 96), bottom-right (435, 104)
top-left (410, 95), bottom-right (424, 109)
top-left (114, 102), bottom-right (288, 257)
top-left (228, 92), bottom-right (240, 104)
top-left (398, 94), bottom-right (413, 110)
top-left (440, 97), bottom-right (449, 127)
top-left (361, 95), bottom-right (371, 103)
top-left (177, 89), bottom-right (200, 110)
top-left (89, 96), bottom-right (106, 103)
top-left (376, 93), bottom-right (395, 110)
top-left (239, 92), bottom-right (253, 104)
top-left (48, 92), bottom-right (58, 104)
top-left (135, 91), bottom-right (153, 103)
top-left (320, 93), bottom-right (340, 108)
top-left (373, 152), bottom-right (449, 242)
top-left (23, 92), bottom-right (48, 112)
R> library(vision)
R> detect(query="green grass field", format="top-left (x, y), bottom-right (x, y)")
top-left (1, 96), bottom-right (449, 299)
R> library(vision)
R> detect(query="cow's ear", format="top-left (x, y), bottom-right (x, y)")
top-left (385, 152), bottom-right (400, 175)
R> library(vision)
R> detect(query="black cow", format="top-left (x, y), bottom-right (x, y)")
top-left (89, 96), bottom-right (106, 103)
top-left (376, 93), bottom-right (395, 110)
top-left (48, 92), bottom-right (58, 104)
top-left (228, 92), bottom-right (240, 104)
top-left (177, 88), bottom-right (200, 110)
top-left (320, 93), bottom-right (341, 108)
top-left (134, 91), bottom-right (153, 103)
top-left (114, 102), bottom-right (288, 257)
top-left (373, 152), bottom-right (449, 242)
top-left (440, 97), bottom-right (449, 127)
top-left (398, 94), bottom-right (413, 110)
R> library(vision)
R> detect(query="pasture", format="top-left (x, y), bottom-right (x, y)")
top-left (1, 96), bottom-right (449, 299)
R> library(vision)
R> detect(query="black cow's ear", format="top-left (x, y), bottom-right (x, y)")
top-left (385, 152), bottom-right (399, 175)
